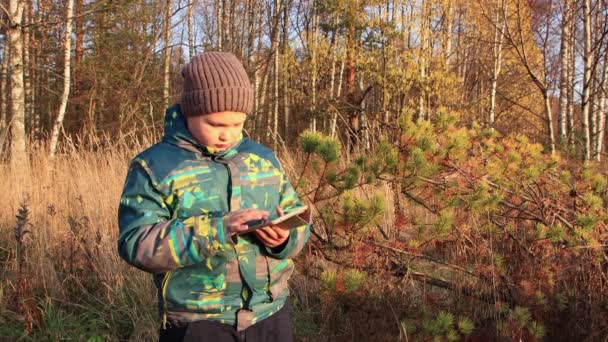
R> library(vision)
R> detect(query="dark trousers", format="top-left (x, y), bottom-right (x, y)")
top-left (159, 302), bottom-right (293, 342)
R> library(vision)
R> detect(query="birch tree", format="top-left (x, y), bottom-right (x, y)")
top-left (582, 0), bottom-right (592, 161)
top-left (188, 0), bottom-right (195, 58)
top-left (49, 0), bottom-right (75, 158)
top-left (594, 0), bottom-right (608, 161)
top-left (162, 0), bottom-right (173, 111)
top-left (557, 0), bottom-right (570, 142)
top-left (0, 40), bottom-right (9, 152)
top-left (310, 0), bottom-right (318, 132)
top-left (282, 0), bottom-right (290, 140)
top-left (8, 0), bottom-right (26, 167)
top-left (489, 0), bottom-right (506, 129)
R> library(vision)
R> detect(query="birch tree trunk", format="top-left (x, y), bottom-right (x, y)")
top-left (0, 40), bottom-right (9, 149)
top-left (49, 0), bottom-right (74, 158)
top-left (582, 0), bottom-right (592, 161)
top-left (567, 3), bottom-right (575, 147)
top-left (557, 0), bottom-right (570, 142)
top-left (589, 1), bottom-right (602, 157)
top-left (489, 0), bottom-right (505, 129)
top-left (188, 0), bottom-right (195, 58)
top-left (443, 0), bottom-right (453, 66)
top-left (417, 0), bottom-right (429, 122)
top-left (596, 51), bottom-right (607, 161)
top-left (310, 2), bottom-right (318, 132)
top-left (330, 47), bottom-right (345, 138)
top-left (23, 0), bottom-right (31, 139)
top-left (265, 0), bottom-right (281, 142)
top-left (227, 0), bottom-right (234, 52)
top-left (246, 0), bottom-right (256, 66)
top-left (595, 1), bottom-right (608, 161)
top-left (273, 37), bottom-right (279, 148)
top-left (8, 0), bottom-right (27, 168)
top-left (162, 0), bottom-right (172, 111)
top-left (282, 0), bottom-right (290, 140)
top-left (217, 0), bottom-right (223, 50)
top-left (329, 15), bottom-right (338, 101)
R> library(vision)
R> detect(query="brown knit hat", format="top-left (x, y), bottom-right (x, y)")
top-left (180, 52), bottom-right (253, 117)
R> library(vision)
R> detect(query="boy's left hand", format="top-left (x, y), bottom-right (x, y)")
top-left (254, 206), bottom-right (289, 248)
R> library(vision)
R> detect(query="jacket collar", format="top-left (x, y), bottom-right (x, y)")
top-left (161, 104), bottom-right (244, 160)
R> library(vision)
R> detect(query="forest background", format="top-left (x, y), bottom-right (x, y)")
top-left (1, 0), bottom-right (607, 340)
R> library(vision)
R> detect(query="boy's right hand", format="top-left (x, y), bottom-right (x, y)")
top-left (225, 209), bottom-right (269, 235)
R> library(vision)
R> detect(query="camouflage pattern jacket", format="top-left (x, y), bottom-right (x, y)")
top-left (117, 105), bottom-right (310, 331)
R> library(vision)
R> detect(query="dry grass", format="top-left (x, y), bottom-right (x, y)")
top-left (0, 137), bottom-right (159, 340)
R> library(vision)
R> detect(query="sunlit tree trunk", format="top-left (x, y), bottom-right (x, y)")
top-left (23, 0), bottom-right (31, 139)
top-left (188, 0), bottom-right (195, 58)
top-left (329, 15), bottom-right (338, 101)
top-left (49, 0), bottom-right (74, 158)
top-left (489, 0), bottom-right (505, 130)
top-left (558, 0), bottom-right (570, 143)
top-left (567, 2), bottom-right (575, 147)
top-left (1, 38), bottom-right (9, 151)
top-left (417, 0), bottom-right (428, 122)
top-left (310, 1), bottom-right (318, 132)
top-left (217, 0), bottom-right (224, 50)
top-left (273, 36), bottom-right (279, 148)
top-left (282, 0), bottom-right (290, 140)
top-left (162, 0), bottom-right (172, 111)
top-left (595, 0), bottom-right (608, 161)
top-left (8, 0), bottom-right (27, 168)
top-left (443, 0), bottom-right (453, 66)
top-left (330, 47), bottom-right (345, 138)
top-left (582, 0), bottom-right (592, 161)
top-left (226, 0), bottom-right (234, 52)
top-left (265, 0), bottom-right (281, 142)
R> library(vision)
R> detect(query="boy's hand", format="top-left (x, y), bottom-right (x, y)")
top-left (225, 208), bottom-right (269, 235)
top-left (254, 206), bottom-right (290, 247)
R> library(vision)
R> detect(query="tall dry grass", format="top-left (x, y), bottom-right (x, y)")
top-left (0, 133), bottom-right (429, 341)
top-left (0, 136), bottom-right (161, 340)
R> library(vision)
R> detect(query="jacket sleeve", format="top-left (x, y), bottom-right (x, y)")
top-left (264, 165), bottom-right (311, 259)
top-left (117, 160), bottom-right (234, 273)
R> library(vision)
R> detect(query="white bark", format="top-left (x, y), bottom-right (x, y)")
top-left (558, 0), bottom-right (570, 140)
top-left (417, 0), bottom-right (429, 122)
top-left (1, 40), bottom-right (9, 143)
top-left (489, 0), bottom-right (505, 129)
top-left (162, 0), bottom-right (172, 111)
top-left (188, 0), bottom-right (195, 58)
top-left (443, 0), bottom-right (453, 66)
top-left (49, 0), bottom-right (75, 158)
top-left (217, 0), bottom-right (223, 50)
top-left (273, 38), bottom-right (279, 148)
top-left (331, 47), bottom-right (345, 138)
top-left (582, 0), bottom-right (592, 161)
top-left (282, 1), bottom-right (290, 140)
top-left (8, 0), bottom-right (26, 167)
top-left (310, 3), bottom-right (318, 132)
top-left (595, 2), bottom-right (608, 161)
top-left (23, 0), bottom-right (31, 139)
top-left (567, 4), bottom-right (575, 146)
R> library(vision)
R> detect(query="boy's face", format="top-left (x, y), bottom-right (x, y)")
top-left (187, 111), bottom-right (247, 151)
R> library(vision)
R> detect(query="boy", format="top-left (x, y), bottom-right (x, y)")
top-left (117, 51), bottom-right (310, 341)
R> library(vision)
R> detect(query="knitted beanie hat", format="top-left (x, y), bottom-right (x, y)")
top-left (180, 52), bottom-right (253, 117)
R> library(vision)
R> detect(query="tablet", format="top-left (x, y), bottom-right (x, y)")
top-left (240, 205), bottom-right (311, 234)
